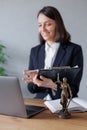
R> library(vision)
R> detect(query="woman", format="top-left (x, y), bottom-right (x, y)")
top-left (23, 6), bottom-right (83, 100)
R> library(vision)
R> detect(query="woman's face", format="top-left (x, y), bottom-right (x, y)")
top-left (38, 13), bottom-right (56, 44)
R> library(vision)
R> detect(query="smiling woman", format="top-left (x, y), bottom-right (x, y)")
top-left (38, 13), bottom-right (56, 45)
top-left (23, 6), bottom-right (83, 100)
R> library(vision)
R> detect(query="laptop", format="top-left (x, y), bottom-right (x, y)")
top-left (0, 76), bottom-right (45, 118)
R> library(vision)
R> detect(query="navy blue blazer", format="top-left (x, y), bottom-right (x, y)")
top-left (27, 42), bottom-right (83, 99)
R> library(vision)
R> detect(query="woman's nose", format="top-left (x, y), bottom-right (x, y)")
top-left (41, 25), bottom-right (46, 32)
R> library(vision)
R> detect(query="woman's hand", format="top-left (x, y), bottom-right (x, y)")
top-left (22, 70), bottom-right (57, 91)
top-left (33, 75), bottom-right (57, 91)
top-left (22, 69), bottom-right (38, 83)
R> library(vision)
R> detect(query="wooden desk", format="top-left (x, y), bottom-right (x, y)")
top-left (0, 98), bottom-right (87, 130)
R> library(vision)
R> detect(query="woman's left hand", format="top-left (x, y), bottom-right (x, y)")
top-left (33, 75), bottom-right (57, 91)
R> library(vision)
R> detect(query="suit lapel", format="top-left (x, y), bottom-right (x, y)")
top-left (53, 44), bottom-right (67, 66)
top-left (38, 44), bottom-right (45, 69)
top-left (38, 44), bottom-right (67, 68)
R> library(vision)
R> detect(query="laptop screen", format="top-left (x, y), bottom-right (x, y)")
top-left (0, 76), bottom-right (27, 117)
top-left (0, 76), bottom-right (45, 118)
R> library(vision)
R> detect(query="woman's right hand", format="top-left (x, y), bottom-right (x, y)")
top-left (22, 69), bottom-right (39, 83)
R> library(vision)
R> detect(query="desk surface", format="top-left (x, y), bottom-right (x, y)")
top-left (0, 98), bottom-right (87, 130)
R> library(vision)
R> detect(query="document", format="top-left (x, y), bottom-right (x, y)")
top-left (44, 97), bottom-right (87, 113)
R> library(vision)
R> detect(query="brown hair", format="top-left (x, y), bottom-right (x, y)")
top-left (37, 6), bottom-right (71, 44)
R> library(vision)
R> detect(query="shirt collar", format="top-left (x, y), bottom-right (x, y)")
top-left (45, 42), bottom-right (60, 52)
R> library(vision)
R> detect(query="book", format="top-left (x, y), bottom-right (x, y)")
top-left (44, 97), bottom-right (87, 113)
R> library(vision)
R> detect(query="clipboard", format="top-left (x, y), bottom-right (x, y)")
top-left (38, 66), bottom-right (80, 83)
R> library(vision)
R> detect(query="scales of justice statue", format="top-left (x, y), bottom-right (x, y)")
top-left (55, 73), bottom-right (72, 119)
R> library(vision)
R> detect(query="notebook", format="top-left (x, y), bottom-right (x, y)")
top-left (0, 76), bottom-right (45, 118)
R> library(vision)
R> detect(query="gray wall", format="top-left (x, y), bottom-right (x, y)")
top-left (0, 0), bottom-right (87, 100)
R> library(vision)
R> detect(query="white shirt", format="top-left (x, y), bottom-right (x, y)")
top-left (44, 42), bottom-right (60, 100)
top-left (44, 42), bottom-right (60, 69)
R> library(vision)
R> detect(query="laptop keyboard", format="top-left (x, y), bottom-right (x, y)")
top-left (25, 105), bottom-right (46, 117)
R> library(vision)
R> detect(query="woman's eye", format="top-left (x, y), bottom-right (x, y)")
top-left (38, 24), bottom-right (41, 27)
top-left (46, 23), bottom-right (51, 26)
